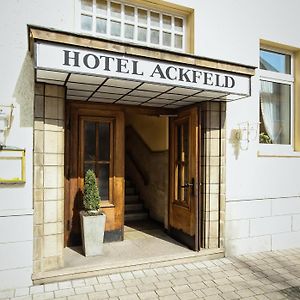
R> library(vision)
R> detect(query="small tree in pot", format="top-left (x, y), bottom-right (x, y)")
top-left (80, 169), bottom-right (106, 256)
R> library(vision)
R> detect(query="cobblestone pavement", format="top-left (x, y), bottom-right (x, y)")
top-left (1, 248), bottom-right (300, 300)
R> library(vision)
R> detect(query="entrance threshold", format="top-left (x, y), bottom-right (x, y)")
top-left (32, 248), bottom-right (224, 285)
top-left (32, 223), bottom-right (224, 285)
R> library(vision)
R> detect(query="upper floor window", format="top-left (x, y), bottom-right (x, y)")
top-left (259, 48), bottom-right (294, 145)
top-left (80, 0), bottom-right (186, 51)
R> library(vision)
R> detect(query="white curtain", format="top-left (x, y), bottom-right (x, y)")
top-left (260, 81), bottom-right (280, 143)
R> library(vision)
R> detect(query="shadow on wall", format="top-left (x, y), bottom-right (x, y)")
top-left (229, 129), bottom-right (241, 160)
top-left (14, 51), bottom-right (35, 128)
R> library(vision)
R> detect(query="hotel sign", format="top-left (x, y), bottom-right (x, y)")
top-left (35, 42), bottom-right (250, 96)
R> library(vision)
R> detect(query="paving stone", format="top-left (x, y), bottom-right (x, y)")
top-left (29, 286), bottom-right (44, 295)
top-left (15, 287), bottom-right (30, 297)
top-left (126, 286), bottom-right (139, 294)
top-left (71, 279), bottom-right (85, 287)
top-left (123, 279), bottom-right (142, 287)
top-left (93, 283), bottom-right (113, 291)
top-left (172, 285), bottom-right (192, 294)
top-left (120, 272), bottom-right (134, 280)
top-left (118, 294), bottom-right (139, 300)
top-left (107, 287), bottom-right (128, 297)
top-left (109, 273), bottom-right (123, 282)
top-left (137, 283), bottom-right (156, 292)
top-left (58, 281), bottom-right (72, 290)
top-left (159, 295), bottom-right (180, 300)
top-left (11, 296), bottom-right (33, 300)
top-left (202, 287), bottom-right (220, 296)
top-left (74, 285), bottom-right (94, 294)
top-left (221, 291), bottom-right (240, 300)
top-left (112, 281), bottom-right (126, 289)
top-left (177, 291), bottom-right (198, 300)
top-left (87, 291), bottom-right (109, 299)
top-left (97, 275), bottom-right (111, 284)
top-left (32, 292), bottom-right (54, 300)
top-left (132, 270), bottom-right (146, 278)
top-left (137, 291), bottom-right (158, 299)
top-left (54, 288), bottom-right (75, 298)
top-left (155, 287), bottom-right (175, 297)
top-left (154, 280), bottom-right (173, 289)
top-left (43, 283), bottom-right (58, 292)
top-left (84, 277), bottom-right (98, 285)
top-left (67, 294), bottom-right (88, 300)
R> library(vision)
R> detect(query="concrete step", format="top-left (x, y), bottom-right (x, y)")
top-left (125, 203), bottom-right (144, 213)
top-left (125, 195), bottom-right (140, 203)
top-left (124, 212), bottom-right (148, 222)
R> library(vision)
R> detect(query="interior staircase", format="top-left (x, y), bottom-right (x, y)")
top-left (125, 179), bottom-right (148, 222)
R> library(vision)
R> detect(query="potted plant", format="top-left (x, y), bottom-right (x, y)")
top-left (80, 169), bottom-right (106, 256)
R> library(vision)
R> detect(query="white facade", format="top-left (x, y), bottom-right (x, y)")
top-left (0, 0), bottom-right (300, 290)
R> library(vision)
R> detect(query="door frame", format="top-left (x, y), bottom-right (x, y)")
top-left (64, 101), bottom-right (125, 246)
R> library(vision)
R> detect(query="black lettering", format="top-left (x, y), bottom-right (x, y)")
top-left (215, 74), bottom-right (225, 87)
top-left (83, 54), bottom-right (100, 69)
top-left (150, 64), bottom-right (166, 79)
top-left (100, 56), bottom-right (115, 71)
top-left (225, 76), bottom-right (235, 88)
top-left (192, 70), bottom-right (202, 83)
top-left (165, 66), bottom-right (177, 80)
top-left (179, 68), bottom-right (191, 82)
top-left (132, 60), bottom-right (144, 75)
top-left (63, 50), bottom-right (80, 67)
top-left (116, 58), bottom-right (129, 74)
top-left (203, 72), bottom-right (214, 85)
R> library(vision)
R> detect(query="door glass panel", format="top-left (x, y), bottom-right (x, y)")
top-left (84, 122), bottom-right (96, 160)
top-left (84, 163), bottom-right (95, 175)
top-left (83, 119), bottom-right (113, 202)
top-left (175, 120), bottom-right (189, 205)
top-left (97, 163), bottom-right (109, 200)
top-left (98, 123), bottom-right (110, 161)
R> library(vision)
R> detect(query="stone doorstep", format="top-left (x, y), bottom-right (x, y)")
top-left (32, 248), bottom-right (224, 285)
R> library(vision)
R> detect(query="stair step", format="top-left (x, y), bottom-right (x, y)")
top-left (125, 195), bottom-right (140, 203)
top-left (125, 187), bottom-right (136, 195)
top-left (125, 203), bottom-right (144, 213)
top-left (124, 212), bottom-right (148, 221)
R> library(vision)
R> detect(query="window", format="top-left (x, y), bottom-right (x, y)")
top-left (80, 0), bottom-right (186, 51)
top-left (259, 48), bottom-right (294, 145)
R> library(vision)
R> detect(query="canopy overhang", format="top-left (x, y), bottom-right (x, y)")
top-left (29, 26), bottom-right (256, 108)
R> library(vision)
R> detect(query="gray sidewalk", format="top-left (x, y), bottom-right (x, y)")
top-left (1, 248), bottom-right (300, 300)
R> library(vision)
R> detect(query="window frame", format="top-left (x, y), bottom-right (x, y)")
top-left (77, 0), bottom-right (187, 52)
top-left (258, 45), bottom-right (295, 154)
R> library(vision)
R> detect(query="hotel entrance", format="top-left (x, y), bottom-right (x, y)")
top-left (65, 100), bottom-right (200, 251)
top-left (29, 26), bottom-right (254, 282)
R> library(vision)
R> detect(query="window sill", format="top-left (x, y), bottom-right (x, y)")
top-left (257, 144), bottom-right (300, 157)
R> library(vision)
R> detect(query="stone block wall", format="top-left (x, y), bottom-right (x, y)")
top-left (199, 102), bottom-right (226, 249)
top-left (225, 197), bottom-right (300, 255)
top-left (33, 83), bottom-right (65, 273)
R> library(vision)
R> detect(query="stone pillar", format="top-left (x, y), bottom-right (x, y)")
top-left (200, 102), bottom-right (226, 249)
top-left (33, 83), bottom-right (65, 273)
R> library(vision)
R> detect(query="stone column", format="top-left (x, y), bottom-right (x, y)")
top-left (200, 102), bottom-right (226, 249)
top-left (33, 83), bottom-right (65, 273)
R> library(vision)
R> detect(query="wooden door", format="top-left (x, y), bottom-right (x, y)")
top-left (65, 103), bottom-right (124, 246)
top-left (169, 106), bottom-right (200, 250)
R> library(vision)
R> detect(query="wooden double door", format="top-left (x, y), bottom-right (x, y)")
top-left (65, 103), bottom-right (200, 250)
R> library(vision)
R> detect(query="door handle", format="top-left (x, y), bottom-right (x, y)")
top-left (181, 183), bottom-right (194, 188)
top-left (181, 178), bottom-right (195, 195)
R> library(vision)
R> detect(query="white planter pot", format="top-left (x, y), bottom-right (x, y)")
top-left (80, 211), bottom-right (106, 257)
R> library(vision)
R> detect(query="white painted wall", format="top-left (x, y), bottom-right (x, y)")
top-left (0, 0), bottom-right (75, 289)
top-left (1, 0), bottom-right (300, 290)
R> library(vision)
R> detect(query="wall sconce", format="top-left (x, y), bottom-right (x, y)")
top-left (0, 104), bottom-right (14, 147)
top-left (235, 121), bottom-right (259, 150)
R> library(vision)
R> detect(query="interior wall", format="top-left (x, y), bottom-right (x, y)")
top-left (125, 112), bottom-right (168, 151)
